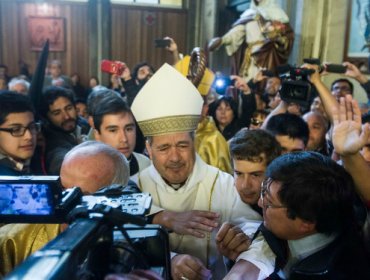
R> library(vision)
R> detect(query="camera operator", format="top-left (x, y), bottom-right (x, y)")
top-left (118, 62), bottom-right (155, 107)
top-left (0, 141), bottom-right (133, 276)
top-left (301, 63), bottom-right (342, 123)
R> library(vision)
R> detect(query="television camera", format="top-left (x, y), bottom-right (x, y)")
top-left (0, 176), bottom-right (171, 280)
top-left (278, 58), bottom-right (347, 108)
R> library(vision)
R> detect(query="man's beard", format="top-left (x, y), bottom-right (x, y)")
top-left (62, 119), bottom-right (77, 132)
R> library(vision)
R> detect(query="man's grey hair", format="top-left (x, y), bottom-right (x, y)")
top-left (64, 141), bottom-right (130, 187)
top-left (8, 78), bottom-right (30, 91)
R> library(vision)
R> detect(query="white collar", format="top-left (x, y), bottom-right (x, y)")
top-left (288, 232), bottom-right (337, 260)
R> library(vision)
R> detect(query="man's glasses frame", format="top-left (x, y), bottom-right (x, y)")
top-left (260, 178), bottom-right (287, 209)
top-left (0, 123), bottom-right (41, 137)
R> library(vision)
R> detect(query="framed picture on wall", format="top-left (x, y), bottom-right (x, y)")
top-left (344, 0), bottom-right (370, 73)
top-left (27, 17), bottom-right (65, 52)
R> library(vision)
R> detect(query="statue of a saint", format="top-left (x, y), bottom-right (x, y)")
top-left (209, 0), bottom-right (294, 80)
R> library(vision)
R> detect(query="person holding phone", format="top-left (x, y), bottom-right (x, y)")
top-left (120, 62), bottom-right (155, 107)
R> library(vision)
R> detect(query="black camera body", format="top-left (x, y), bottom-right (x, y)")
top-left (277, 64), bottom-right (316, 108)
top-left (1, 176), bottom-right (171, 280)
top-left (277, 58), bottom-right (349, 108)
top-left (0, 176), bottom-right (151, 224)
top-left (154, 39), bottom-right (171, 48)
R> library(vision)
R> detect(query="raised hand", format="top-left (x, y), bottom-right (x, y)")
top-left (342, 61), bottom-right (368, 84)
top-left (302, 63), bottom-right (321, 85)
top-left (252, 69), bottom-right (268, 84)
top-left (231, 75), bottom-right (250, 94)
top-left (164, 36), bottom-right (178, 53)
top-left (332, 94), bottom-right (370, 155)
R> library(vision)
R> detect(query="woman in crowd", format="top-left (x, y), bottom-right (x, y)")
top-left (210, 96), bottom-right (242, 140)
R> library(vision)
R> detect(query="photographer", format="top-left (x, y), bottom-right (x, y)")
top-left (0, 141), bottom-right (132, 276)
top-left (118, 62), bottom-right (155, 107)
top-left (329, 61), bottom-right (370, 102)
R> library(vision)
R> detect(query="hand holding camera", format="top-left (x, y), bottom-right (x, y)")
top-left (341, 61), bottom-right (368, 84)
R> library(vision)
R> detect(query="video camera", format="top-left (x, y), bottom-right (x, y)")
top-left (0, 176), bottom-right (171, 280)
top-left (277, 61), bottom-right (316, 108)
top-left (278, 59), bottom-right (348, 108)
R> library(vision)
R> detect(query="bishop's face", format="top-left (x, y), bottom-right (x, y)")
top-left (146, 132), bottom-right (196, 186)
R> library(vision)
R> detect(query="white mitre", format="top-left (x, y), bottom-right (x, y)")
top-left (131, 63), bottom-right (203, 137)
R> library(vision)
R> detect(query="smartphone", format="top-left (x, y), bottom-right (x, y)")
top-left (324, 64), bottom-right (347, 74)
top-left (101, 60), bottom-right (126, 76)
top-left (154, 39), bottom-right (171, 48)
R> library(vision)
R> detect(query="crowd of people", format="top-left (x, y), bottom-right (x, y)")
top-left (1, 3), bottom-right (370, 279)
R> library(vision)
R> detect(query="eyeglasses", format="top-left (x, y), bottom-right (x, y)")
top-left (260, 178), bottom-right (286, 209)
top-left (0, 123), bottom-right (41, 137)
top-left (332, 86), bottom-right (351, 92)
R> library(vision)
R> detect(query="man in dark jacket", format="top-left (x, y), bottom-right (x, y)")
top-left (40, 86), bottom-right (89, 174)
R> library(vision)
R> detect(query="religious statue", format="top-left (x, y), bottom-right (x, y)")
top-left (208, 0), bottom-right (294, 80)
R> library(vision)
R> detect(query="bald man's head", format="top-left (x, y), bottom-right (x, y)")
top-left (60, 141), bottom-right (129, 194)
